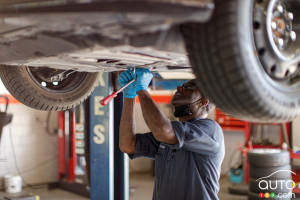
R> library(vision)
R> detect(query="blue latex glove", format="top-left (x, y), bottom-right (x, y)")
top-left (134, 68), bottom-right (153, 92)
top-left (118, 69), bottom-right (137, 98)
top-left (118, 68), bottom-right (153, 98)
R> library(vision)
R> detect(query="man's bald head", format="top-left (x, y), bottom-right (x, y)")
top-left (171, 79), bottom-right (215, 120)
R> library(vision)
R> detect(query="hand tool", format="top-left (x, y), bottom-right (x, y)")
top-left (100, 78), bottom-right (136, 106)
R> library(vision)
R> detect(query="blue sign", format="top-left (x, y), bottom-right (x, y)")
top-left (89, 72), bottom-right (114, 200)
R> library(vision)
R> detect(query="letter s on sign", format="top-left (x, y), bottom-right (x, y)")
top-left (93, 124), bottom-right (105, 144)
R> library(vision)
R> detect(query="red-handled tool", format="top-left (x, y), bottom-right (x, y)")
top-left (100, 78), bottom-right (136, 106)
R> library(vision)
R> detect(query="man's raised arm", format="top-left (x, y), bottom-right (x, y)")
top-left (137, 90), bottom-right (177, 144)
top-left (118, 69), bottom-right (138, 154)
top-left (119, 98), bottom-right (136, 154)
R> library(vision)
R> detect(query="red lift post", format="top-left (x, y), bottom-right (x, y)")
top-left (58, 110), bottom-right (77, 182)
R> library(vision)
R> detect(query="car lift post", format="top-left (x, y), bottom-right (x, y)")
top-left (114, 90), bottom-right (130, 200)
top-left (86, 72), bottom-right (129, 200)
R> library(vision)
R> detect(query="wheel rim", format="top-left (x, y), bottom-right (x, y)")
top-left (267, 0), bottom-right (297, 61)
top-left (27, 67), bottom-right (88, 93)
top-left (253, 0), bottom-right (300, 86)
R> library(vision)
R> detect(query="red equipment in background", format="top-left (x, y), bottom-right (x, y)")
top-left (54, 109), bottom-right (89, 197)
top-left (215, 109), bottom-right (293, 184)
top-left (58, 110), bottom-right (77, 182)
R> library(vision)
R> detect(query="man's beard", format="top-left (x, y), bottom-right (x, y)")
top-left (173, 104), bottom-right (193, 118)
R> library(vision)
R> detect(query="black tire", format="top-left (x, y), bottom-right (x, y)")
top-left (250, 165), bottom-right (291, 180)
top-left (249, 178), bottom-right (293, 194)
top-left (248, 192), bottom-right (291, 200)
top-left (0, 66), bottom-right (99, 111)
top-left (248, 149), bottom-right (290, 167)
top-left (181, 0), bottom-right (300, 122)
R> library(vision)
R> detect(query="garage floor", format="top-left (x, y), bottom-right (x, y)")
top-left (0, 174), bottom-right (251, 200)
top-left (0, 187), bottom-right (88, 200)
top-left (130, 173), bottom-right (247, 200)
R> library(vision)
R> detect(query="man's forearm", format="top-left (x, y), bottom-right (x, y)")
top-left (137, 90), bottom-right (177, 144)
top-left (119, 98), bottom-right (136, 154)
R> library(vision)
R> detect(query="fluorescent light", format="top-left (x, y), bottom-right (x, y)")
top-left (158, 72), bottom-right (195, 79)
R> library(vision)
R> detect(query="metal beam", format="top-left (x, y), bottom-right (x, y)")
top-left (113, 88), bottom-right (130, 200)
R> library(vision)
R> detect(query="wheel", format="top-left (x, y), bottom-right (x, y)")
top-left (181, 0), bottom-right (300, 122)
top-left (247, 149), bottom-right (290, 167)
top-left (0, 66), bottom-right (99, 111)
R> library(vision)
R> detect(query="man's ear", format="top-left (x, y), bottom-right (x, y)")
top-left (201, 99), bottom-right (209, 107)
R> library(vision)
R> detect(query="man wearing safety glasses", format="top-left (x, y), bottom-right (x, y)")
top-left (118, 68), bottom-right (225, 200)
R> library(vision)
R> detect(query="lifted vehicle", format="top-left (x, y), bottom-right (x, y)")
top-left (0, 0), bottom-right (299, 122)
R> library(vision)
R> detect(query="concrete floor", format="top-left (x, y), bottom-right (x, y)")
top-left (0, 187), bottom-right (89, 200)
top-left (0, 174), bottom-right (248, 200)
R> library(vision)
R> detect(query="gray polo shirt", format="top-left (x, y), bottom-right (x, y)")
top-left (129, 118), bottom-right (225, 200)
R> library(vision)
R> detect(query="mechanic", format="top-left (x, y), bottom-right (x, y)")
top-left (118, 68), bottom-right (225, 200)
